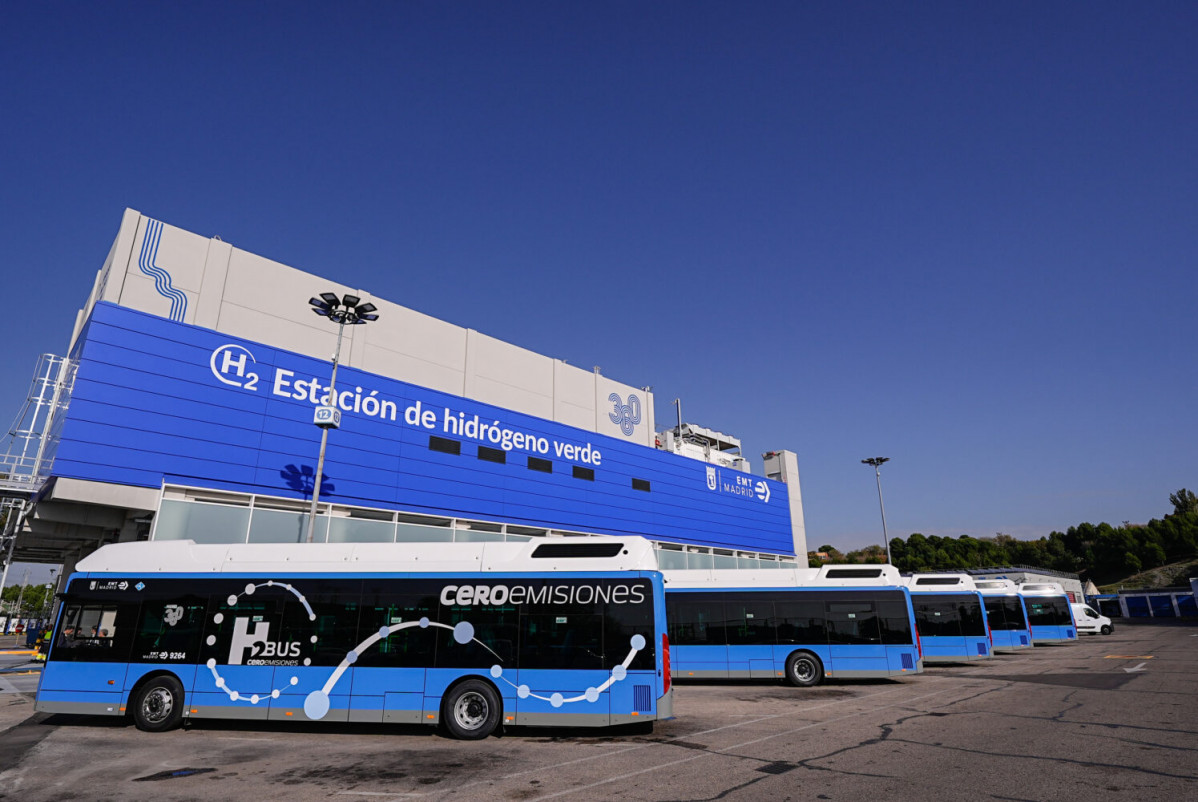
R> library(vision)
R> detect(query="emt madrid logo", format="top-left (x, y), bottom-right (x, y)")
top-left (705, 467), bottom-right (772, 504)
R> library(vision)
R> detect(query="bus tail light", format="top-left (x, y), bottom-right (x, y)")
top-left (662, 634), bottom-right (671, 694)
top-left (914, 628), bottom-right (922, 659)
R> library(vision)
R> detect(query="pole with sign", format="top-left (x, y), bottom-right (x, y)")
top-left (305, 293), bottom-right (378, 542)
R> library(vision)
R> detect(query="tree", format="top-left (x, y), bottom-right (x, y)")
top-left (1169, 488), bottom-right (1198, 517)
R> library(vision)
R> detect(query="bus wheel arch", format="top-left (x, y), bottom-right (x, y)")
top-left (441, 677), bottom-right (503, 740)
top-left (129, 671), bottom-right (186, 732)
top-left (784, 650), bottom-right (824, 687)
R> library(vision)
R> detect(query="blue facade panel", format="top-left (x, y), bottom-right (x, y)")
top-left (53, 303), bottom-right (795, 554)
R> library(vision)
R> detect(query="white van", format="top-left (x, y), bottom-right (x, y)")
top-left (1070, 603), bottom-right (1114, 635)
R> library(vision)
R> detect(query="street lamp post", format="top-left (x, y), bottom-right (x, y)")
top-left (305, 293), bottom-right (379, 543)
top-left (861, 457), bottom-right (891, 564)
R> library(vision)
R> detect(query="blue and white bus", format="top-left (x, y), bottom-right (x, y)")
top-left (1017, 582), bottom-right (1077, 645)
top-left (973, 579), bottom-right (1033, 652)
top-left (664, 565), bottom-right (922, 687)
top-left (901, 574), bottom-right (993, 664)
top-left (36, 537), bottom-right (671, 739)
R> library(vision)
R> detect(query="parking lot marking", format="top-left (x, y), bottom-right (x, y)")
top-left (1103, 655), bottom-right (1154, 659)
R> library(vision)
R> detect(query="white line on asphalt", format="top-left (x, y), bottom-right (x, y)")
top-left (215, 736), bottom-right (282, 741)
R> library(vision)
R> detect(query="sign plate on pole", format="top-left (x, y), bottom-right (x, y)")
top-left (314, 406), bottom-right (341, 429)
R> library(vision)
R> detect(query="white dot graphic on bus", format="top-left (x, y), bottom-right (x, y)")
top-left (488, 634), bottom-right (645, 707)
top-left (208, 581), bottom-right (646, 720)
top-left (205, 581), bottom-right (315, 705)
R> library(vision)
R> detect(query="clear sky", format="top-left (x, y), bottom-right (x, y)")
top-left (1, 1), bottom-right (1194, 566)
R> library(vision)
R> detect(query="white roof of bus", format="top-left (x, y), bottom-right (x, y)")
top-left (974, 578), bottom-right (1019, 593)
top-left (74, 536), bottom-right (660, 575)
top-left (663, 564), bottom-right (905, 589)
top-left (1017, 582), bottom-right (1067, 596)
top-left (902, 573), bottom-right (980, 592)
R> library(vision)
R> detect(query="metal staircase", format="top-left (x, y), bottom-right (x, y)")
top-left (0, 353), bottom-right (71, 497)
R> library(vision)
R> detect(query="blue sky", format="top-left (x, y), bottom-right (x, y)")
top-left (1, 1), bottom-right (1195, 570)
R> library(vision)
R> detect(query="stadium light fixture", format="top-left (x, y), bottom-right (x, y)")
top-left (305, 293), bottom-right (379, 542)
top-left (861, 457), bottom-right (892, 564)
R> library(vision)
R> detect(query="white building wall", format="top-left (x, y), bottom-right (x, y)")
top-left (70, 210), bottom-right (657, 447)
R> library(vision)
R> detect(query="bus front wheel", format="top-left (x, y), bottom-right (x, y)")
top-left (133, 675), bottom-right (184, 732)
top-left (443, 679), bottom-right (501, 740)
top-left (785, 651), bottom-right (823, 688)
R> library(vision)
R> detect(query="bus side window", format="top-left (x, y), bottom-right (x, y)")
top-left (669, 598), bottom-right (720, 645)
top-left (725, 599), bottom-right (775, 645)
top-left (52, 603), bottom-right (136, 663)
top-left (875, 597), bottom-right (914, 644)
top-left (826, 602), bottom-right (880, 644)
top-left (355, 586), bottom-right (438, 668)
top-left (774, 599), bottom-right (825, 645)
top-left (604, 581), bottom-right (655, 671)
top-left (132, 597), bottom-right (206, 663)
top-left (281, 580), bottom-right (363, 667)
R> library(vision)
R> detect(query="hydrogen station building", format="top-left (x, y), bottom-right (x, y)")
top-left (1, 209), bottom-right (808, 586)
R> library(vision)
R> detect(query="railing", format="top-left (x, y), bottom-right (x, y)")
top-left (0, 453), bottom-right (46, 495)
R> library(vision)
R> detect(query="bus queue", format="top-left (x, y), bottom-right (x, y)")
top-left (33, 537), bottom-right (1086, 738)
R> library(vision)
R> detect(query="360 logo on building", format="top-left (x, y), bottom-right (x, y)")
top-left (608, 393), bottom-right (642, 437)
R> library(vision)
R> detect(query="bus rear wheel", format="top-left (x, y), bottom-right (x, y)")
top-left (785, 651), bottom-right (823, 688)
top-left (443, 679), bottom-right (501, 740)
top-left (133, 675), bottom-right (184, 732)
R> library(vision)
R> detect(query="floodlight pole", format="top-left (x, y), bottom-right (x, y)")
top-left (862, 457), bottom-right (891, 564)
top-left (306, 319), bottom-right (347, 543)
top-left (304, 292), bottom-right (379, 543)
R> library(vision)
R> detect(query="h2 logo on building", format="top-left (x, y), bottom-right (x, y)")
top-left (608, 393), bottom-right (642, 436)
top-left (210, 344), bottom-right (260, 391)
top-left (228, 617), bottom-right (301, 665)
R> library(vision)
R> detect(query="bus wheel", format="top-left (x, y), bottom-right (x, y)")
top-left (133, 675), bottom-right (184, 732)
top-left (1100, 625), bottom-right (1112, 635)
top-left (444, 679), bottom-right (500, 740)
top-left (785, 651), bottom-right (823, 687)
